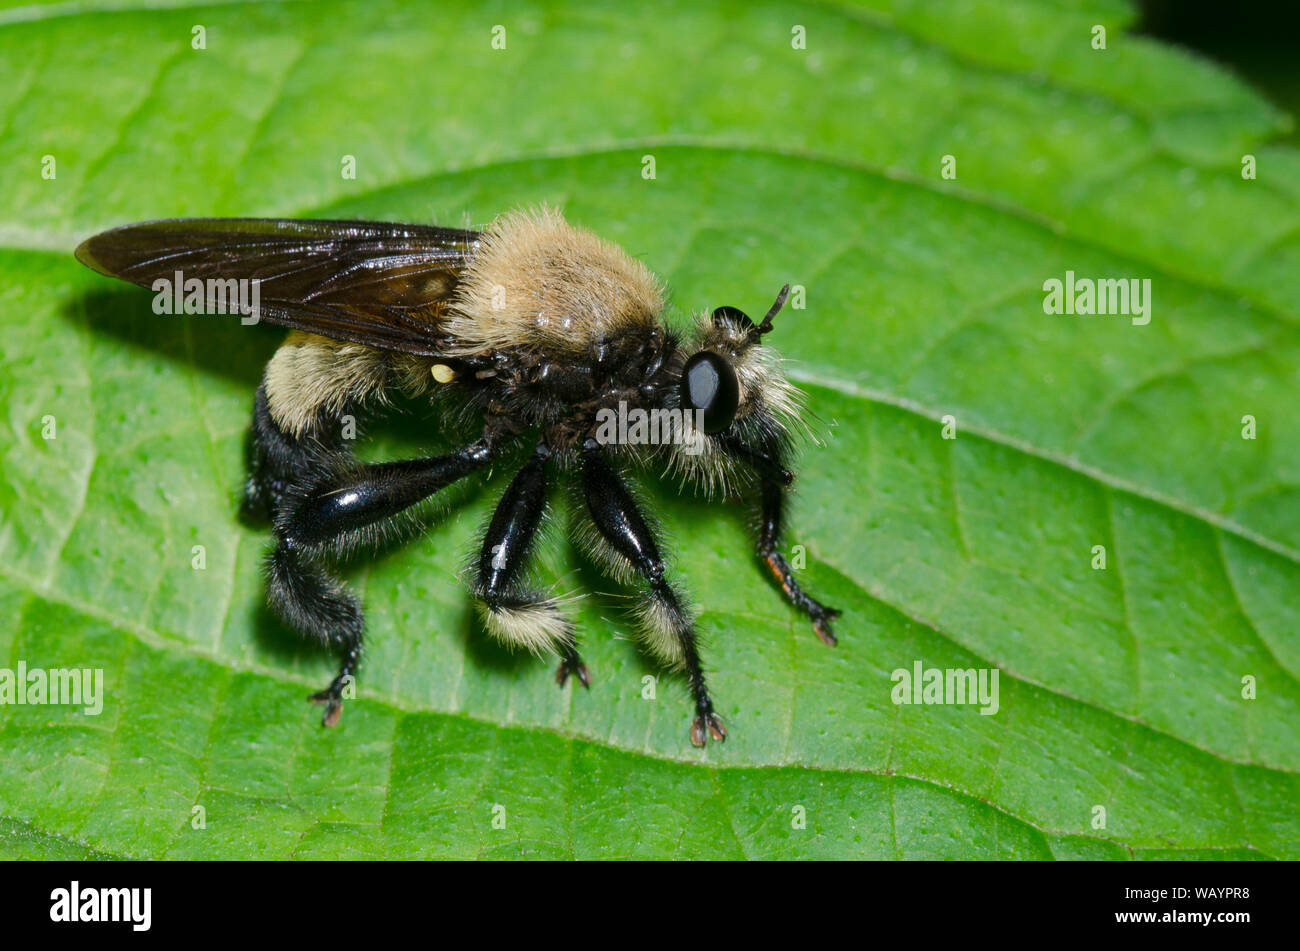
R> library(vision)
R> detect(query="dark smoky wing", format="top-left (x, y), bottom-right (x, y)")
top-left (75, 218), bottom-right (481, 355)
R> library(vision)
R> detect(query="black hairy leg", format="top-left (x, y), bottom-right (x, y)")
top-left (718, 431), bottom-right (793, 487)
top-left (267, 545), bottom-right (363, 726)
top-left (244, 382), bottom-right (350, 522)
top-left (270, 439), bottom-right (497, 725)
top-left (580, 446), bottom-right (723, 747)
top-left (719, 433), bottom-right (841, 646)
top-left (473, 446), bottom-right (588, 686)
top-left (757, 479), bottom-right (841, 646)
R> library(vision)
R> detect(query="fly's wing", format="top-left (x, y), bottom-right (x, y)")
top-left (75, 218), bottom-right (481, 356)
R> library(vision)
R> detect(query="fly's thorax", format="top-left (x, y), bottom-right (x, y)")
top-left (442, 206), bottom-right (666, 358)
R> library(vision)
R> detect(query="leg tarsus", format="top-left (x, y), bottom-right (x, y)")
top-left (763, 550), bottom-right (841, 646)
top-left (691, 711), bottom-right (727, 747)
top-left (309, 644), bottom-right (360, 727)
top-left (555, 645), bottom-right (591, 689)
top-left (310, 689), bottom-right (344, 728)
top-left (812, 611), bottom-right (841, 647)
top-left (758, 481), bottom-right (842, 648)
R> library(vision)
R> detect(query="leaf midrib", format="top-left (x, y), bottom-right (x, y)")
top-left (799, 371), bottom-right (1300, 566)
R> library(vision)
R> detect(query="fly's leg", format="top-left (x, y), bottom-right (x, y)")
top-left (270, 439), bottom-right (496, 725)
top-left (580, 445), bottom-right (723, 747)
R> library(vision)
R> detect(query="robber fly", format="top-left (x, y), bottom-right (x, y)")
top-left (75, 206), bottom-right (840, 746)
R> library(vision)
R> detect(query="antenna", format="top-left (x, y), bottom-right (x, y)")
top-left (754, 283), bottom-right (791, 337)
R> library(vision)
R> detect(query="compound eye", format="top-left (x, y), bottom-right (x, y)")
top-left (680, 351), bottom-right (739, 434)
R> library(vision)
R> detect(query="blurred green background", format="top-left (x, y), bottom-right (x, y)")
top-left (1140, 0), bottom-right (1300, 145)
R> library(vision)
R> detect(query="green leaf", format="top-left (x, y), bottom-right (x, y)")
top-left (1, 0), bottom-right (1297, 860)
